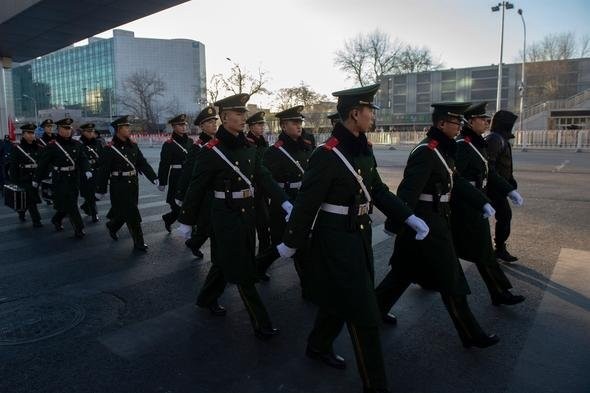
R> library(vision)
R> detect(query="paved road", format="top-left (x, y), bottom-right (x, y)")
top-left (0, 146), bottom-right (588, 393)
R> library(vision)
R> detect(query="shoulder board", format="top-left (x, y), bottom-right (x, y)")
top-left (303, 139), bottom-right (312, 145)
top-left (205, 139), bottom-right (220, 149)
top-left (463, 136), bottom-right (472, 144)
top-left (322, 137), bottom-right (340, 151)
top-left (107, 141), bottom-right (114, 147)
top-left (165, 138), bottom-right (173, 144)
top-left (49, 140), bottom-right (56, 145)
top-left (246, 137), bottom-right (255, 144)
top-left (195, 139), bottom-right (203, 146)
top-left (427, 139), bottom-right (439, 150)
top-left (273, 140), bottom-right (284, 148)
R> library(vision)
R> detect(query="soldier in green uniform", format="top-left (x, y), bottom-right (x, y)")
top-left (257, 105), bottom-right (313, 285)
top-left (34, 118), bottom-right (91, 238)
top-left (375, 102), bottom-right (500, 349)
top-left (9, 123), bottom-right (43, 227)
top-left (485, 110), bottom-right (523, 262)
top-left (95, 116), bottom-right (160, 251)
top-left (245, 111), bottom-right (272, 255)
top-left (452, 102), bottom-right (525, 306)
top-left (177, 106), bottom-right (218, 259)
top-left (37, 119), bottom-right (55, 147)
top-left (273, 85), bottom-right (428, 393)
top-left (176, 94), bottom-right (292, 340)
top-left (158, 114), bottom-right (193, 232)
top-left (79, 123), bottom-right (104, 223)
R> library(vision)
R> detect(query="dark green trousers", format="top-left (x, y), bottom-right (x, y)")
top-left (196, 264), bottom-right (272, 330)
top-left (53, 206), bottom-right (83, 231)
top-left (107, 218), bottom-right (145, 246)
top-left (308, 309), bottom-right (388, 391)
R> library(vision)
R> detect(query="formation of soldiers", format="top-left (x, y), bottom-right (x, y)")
top-left (4, 83), bottom-right (527, 393)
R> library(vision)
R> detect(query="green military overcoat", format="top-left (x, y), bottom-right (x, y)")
top-left (9, 139), bottom-right (43, 205)
top-left (158, 132), bottom-right (193, 204)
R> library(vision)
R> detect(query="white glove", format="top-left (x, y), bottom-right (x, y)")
top-left (281, 201), bottom-right (293, 222)
top-left (277, 242), bottom-right (296, 258)
top-left (175, 223), bottom-right (192, 239)
top-left (508, 190), bottom-right (524, 206)
top-left (32, 181), bottom-right (38, 188)
top-left (158, 185), bottom-right (165, 192)
top-left (482, 203), bottom-right (496, 219)
top-left (94, 193), bottom-right (106, 200)
top-left (174, 199), bottom-right (183, 207)
top-left (153, 179), bottom-right (160, 186)
top-left (404, 214), bottom-right (430, 240)
top-left (85, 171), bottom-right (92, 179)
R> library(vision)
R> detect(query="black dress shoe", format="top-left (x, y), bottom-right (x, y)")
top-left (382, 313), bottom-right (398, 325)
top-left (74, 229), bottom-right (86, 239)
top-left (492, 292), bottom-right (525, 306)
top-left (197, 302), bottom-right (227, 316)
top-left (255, 326), bottom-right (280, 340)
top-left (134, 243), bottom-right (149, 251)
top-left (162, 215), bottom-right (172, 233)
top-left (495, 247), bottom-right (518, 263)
top-left (91, 214), bottom-right (99, 223)
top-left (33, 221), bottom-right (43, 228)
top-left (18, 212), bottom-right (26, 222)
top-left (106, 223), bottom-right (118, 241)
top-left (51, 218), bottom-right (64, 231)
top-left (462, 334), bottom-right (500, 349)
top-left (306, 345), bottom-right (346, 369)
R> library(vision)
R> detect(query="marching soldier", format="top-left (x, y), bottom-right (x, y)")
top-left (38, 119), bottom-right (55, 147)
top-left (375, 102), bottom-right (500, 349)
top-left (79, 123), bottom-right (104, 223)
top-left (9, 123), bottom-right (43, 227)
top-left (245, 111), bottom-right (272, 255)
top-left (451, 102), bottom-right (525, 306)
top-left (257, 105), bottom-right (313, 285)
top-left (95, 116), bottom-right (161, 251)
top-left (34, 118), bottom-right (91, 238)
top-left (486, 110), bottom-right (523, 262)
top-left (176, 93), bottom-right (292, 340)
top-left (272, 85), bottom-right (428, 393)
top-left (158, 114), bottom-right (193, 232)
top-left (177, 106), bottom-right (218, 259)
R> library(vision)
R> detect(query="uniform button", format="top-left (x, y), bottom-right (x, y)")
top-left (235, 161), bottom-right (239, 165)
top-left (248, 159), bottom-right (251, 163)
top-left (357, 169), bottom-right (361, 174)
top-left (289, 230), bottom-right (293, 234)
top-left (238, 177), bottom-right (242, 181)
top-left (359, 189), bottom-right (362, 193)
top-left (360, 224), bottom-right (364, 230)
top-left (241, 208), bottom-right (245, 213)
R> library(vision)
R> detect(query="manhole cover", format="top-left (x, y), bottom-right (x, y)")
top-left (0, 295), bottom-right (85, 345)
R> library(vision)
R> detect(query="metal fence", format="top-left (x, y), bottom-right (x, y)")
top-left (133, 129), bottom-right (590, 151)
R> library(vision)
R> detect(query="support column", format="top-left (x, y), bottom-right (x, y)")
top-left (1, 57), bottom-right (13, 139)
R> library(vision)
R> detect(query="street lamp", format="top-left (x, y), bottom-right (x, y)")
top-left (491, 1), bottom-right (514, 111)
top-left (22, 94), bottom-right (38, 126)
top-left (518, 8), bottom-right (526, 131)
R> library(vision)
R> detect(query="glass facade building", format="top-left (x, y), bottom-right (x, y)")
top-left (12, 30), bottom-right (206, 125)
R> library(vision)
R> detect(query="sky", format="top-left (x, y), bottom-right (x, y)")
top-left (91, 0), bottom-right (590, 107)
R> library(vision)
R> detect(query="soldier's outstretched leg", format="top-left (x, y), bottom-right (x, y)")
top-left (127, 221), bottom-right (147, 251)
top-left (196, 264), bottom-right (227, 315)
top-left (51, 211), bottom-right (66, 231)
top-left (347, 323), bottom-right (389, 393)
top-left (306, 309), bottom-right (346, 369)
top-left (492, 196), bottom-right (517, 262)
top-left (106, 218), bottom-right (125, 241)
top-left (476, 264), bottom-right (525, 306)
top-left (375, 270), bottom-right (411, 325)
top-left (68, 205), bottom-right (85, 238)
top-left (162, 202), bottom-right (181, 233)
top-left (237, 284), bottom-right (277, 340)
top-left (441, 294), bottom-right (499, 348)
top-left (29, 204), bottom-right (42, 228)
top-left (185, 227), bottom-right (208, 259)
top-left (88, 196), bottom-right (99, 223)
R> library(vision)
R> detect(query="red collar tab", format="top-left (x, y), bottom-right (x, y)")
top-left (427, 139), bottom-right (439, 150)
top-left (323, 137), bottom-right (340, 150)
top-left (463, 136), bottom-right (472, 143)
top-left (246, 137), bottom-right (255, 144)
top-left (273, 140), bottom-right (284, 148)
top-left (165, 138), bottom-right (173, 144)
top-left (205, 139), bottom-right (220, 149)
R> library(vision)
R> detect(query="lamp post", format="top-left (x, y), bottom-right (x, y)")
top-left (22, 94), bottom-right (38, 126)
top-left (491, 1), bottom-right (514, 111)
top-left (518, 8), bottom-right (526, 131)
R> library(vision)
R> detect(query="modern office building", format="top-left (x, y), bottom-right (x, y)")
top-left (12, 29), bottom-right (206, 126)
top-left (375, 57), bottom-right (590, 130)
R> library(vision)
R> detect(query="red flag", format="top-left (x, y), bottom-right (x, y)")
top-left (7, 115), bottom-right (16, 141)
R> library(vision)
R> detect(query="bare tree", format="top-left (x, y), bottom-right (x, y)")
top-left (207, 73), bottom-right (224, 103)
top-left (396, 45), bottom-right (443, 74)
top-left (274, 81), bottom-right (329, 111)
top-left (210, 61), bottom-right (271, 99)
top-left (118, 69), bottom-right (167, 131)
top-left (334, 30), bottom-right (441, 85)
top-left (523, 31), bottom-right (589, 62)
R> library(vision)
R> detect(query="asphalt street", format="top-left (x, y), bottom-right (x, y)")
top-left (0, 144), bottom-right (588, 393)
